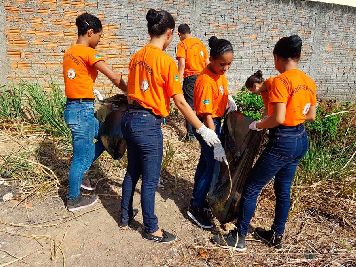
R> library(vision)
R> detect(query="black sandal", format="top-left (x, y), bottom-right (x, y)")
top-left (143, 229), bottom-right (176, 243)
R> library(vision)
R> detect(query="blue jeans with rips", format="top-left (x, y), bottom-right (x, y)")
top-left (120, 109), bottom-right (163, 233)
top-left (64, 100), bottom-right (105, 200)
top-left (191, 118), bottom-right (222, 209)
top-left (237, 124), bottom-right (309, 236)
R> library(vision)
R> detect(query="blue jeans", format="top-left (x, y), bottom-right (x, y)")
top-left (237, 124), bottom-right (308, 236)
top-left (121, 109), bottom-right (163, 233)
top-left (64, 100), bottom-right (105, 200)
top-left (191, 118), bottom-right (222, 209)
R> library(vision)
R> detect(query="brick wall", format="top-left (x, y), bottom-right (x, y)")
top-left (2, 0), bottom-right (356, 100)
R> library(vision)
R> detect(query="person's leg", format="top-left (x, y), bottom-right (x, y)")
top-left (140, 117), bottom-right (163, 234)
top-left (120, 112), bottom-right (142, 223)
top-left (237, 149), bottom-right (288, 236)
top-left (183, 76), bottom-right (197, 139)
top-left (272, 131), bottom-right (309, 235)
top-left (65, 102), bottom-right (97, 200)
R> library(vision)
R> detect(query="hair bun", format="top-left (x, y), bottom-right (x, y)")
top-left (208, 36), bottom-right (218, 48)
top-left (146, 9), bottom-right (162, 25)
top-left (288, 35), bottom-right (302, 48)
top-left (254, 70), bottom-right (263, 78)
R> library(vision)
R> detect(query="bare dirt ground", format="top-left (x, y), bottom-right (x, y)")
top-left (0, 121), bottom-right (355, 267)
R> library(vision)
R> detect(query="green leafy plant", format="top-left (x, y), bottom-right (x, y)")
top-left (233, 87), bottom-right (264, 120)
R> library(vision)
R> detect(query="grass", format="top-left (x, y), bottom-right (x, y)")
top-left (0, 82), bottom-right (69, 138)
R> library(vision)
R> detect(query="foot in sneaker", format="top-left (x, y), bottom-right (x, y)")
top-left (81, 177), bottom-right (96, 191)
top-left (254, 227), bottom-right (283, 249)
top-left (212, 229), bottom-right (247, 252)
top-left (187, 206), bottom-right (213, 229)
top-left (119, 208), bottom-right (139, 227)
top-left (67, 195), bottom-right (98, 212)
top-left (143, 229), bottom-right (176, 243)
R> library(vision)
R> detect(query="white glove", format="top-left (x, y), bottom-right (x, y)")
top-left (196, 125), bottom-right (221, 147)
top-left (94, 89), bottom-right (104, 101)
top-left (213, 143), bottom-right (228, 164)
top-left (249, 120), bottom-right (263, 131)
top-left (226, 95), bottom-right (237, 114)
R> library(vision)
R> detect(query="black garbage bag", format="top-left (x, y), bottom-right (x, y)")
top-left (96, 94), bottom-right (128, 160)
top-left (207, 111), bottom-right (265, 223)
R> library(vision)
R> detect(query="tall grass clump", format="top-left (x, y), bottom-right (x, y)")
top-left (0, 82), bottom-right (69, 138)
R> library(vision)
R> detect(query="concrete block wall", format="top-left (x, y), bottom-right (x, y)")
top-left (2, 0), bottom-right (356, 100)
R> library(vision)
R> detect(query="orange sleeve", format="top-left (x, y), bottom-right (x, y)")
top-left (269, 76), bottom-right (289, 103)
top-left (176, 42), bottom-right (186, 59)
top-left (194, 81), bottom-right (213, 115)
top-left (87, 48), bottom-right (105, 66)
top-left (310, 81), bottom-right (317, 105)
top-left (166, 60), bottom-right (183, 97)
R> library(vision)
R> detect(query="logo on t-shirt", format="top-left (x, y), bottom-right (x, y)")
top-left (302, 103), bottom-right (311, 115)
top-left (67, 68), bottom-right (76, 79)
top-left (95, 54), bottom-right (103, 59)
top-left (200, 50), bottom-right (204, 57)
top-left (141, 80), bottom-right (149, 92)
top-left (174, 74), bottom-right (179, 82)
top-left (219, 85), bottom-right (224, 94)
top-left (203, 99), bottom-right (210, 105)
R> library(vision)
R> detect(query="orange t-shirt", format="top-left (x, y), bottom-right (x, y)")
top-left (268, 69), bottom-right (317, 126)
top-left (176, 37), bottom-right (208, 78)
top-left (261, 77), bottom-right (274, 112)
top-left (127, 44), bottom-right (183, 117)
top-left (194, 67), bottom-right (229, 118)
top-left (63, 44), bottom-right (104, 99)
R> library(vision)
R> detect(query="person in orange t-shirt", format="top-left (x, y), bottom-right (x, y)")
top-left (245, 70), bottom-right (274, 115)
top-left (213, 35), bottom-right (317, 252)
top-left (176, 24), bottom-right (209, 140)
top-left (120, 9), bottom-right (224, 244)
top-left (63, 13), bottom-right (127, 212)
top-left (187, 36), bottom-right (237, 229)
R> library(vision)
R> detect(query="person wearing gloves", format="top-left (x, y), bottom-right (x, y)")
top-left (63, 12), bottom-right (127, 212)
top-left (187, 36), bottom-right (236, 229)
top-left (120, 9), bottom-right (224, 243)
top-left (213, 35), bottom-right (317, 251)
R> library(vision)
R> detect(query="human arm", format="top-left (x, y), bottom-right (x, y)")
top-left (202, 114), bottom-right (215, 130)
top-left (172, 94), bottom-right (220, 146)
top-left (94, 61), bottom-right (127, 92)
top-left (256, 102), bottom-right (286, 129)
top-left (177, 57), bottom-right (185, 83)
top-left (305, 105), bottom-right (316, 121)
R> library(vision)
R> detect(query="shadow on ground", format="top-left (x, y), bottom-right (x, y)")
top-left (34, 139), bottom-right (123, 227)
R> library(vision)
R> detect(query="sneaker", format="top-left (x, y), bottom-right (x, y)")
top-left (119, 208), bottom-right (139, 227)
top-left (187, 206), bottom-right (213, 229)
top-left (212, 229), bottom-right (247, 252)
top-left (81, 177), bottom-right (96, 191)
top-left (67, 195), bottom-right (98, 212)
top-left (143, 229), bottom-right (176, 243)
top-left (254, 227), bottom-right (283, 249)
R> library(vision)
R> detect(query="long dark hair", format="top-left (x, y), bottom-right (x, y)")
top-left (76, 12), bottom-right (102, 36)
top-left (146, 9), bottom-right (175, 36)
top-left (273, 35), bottom-right (302, 59)
top-left (245, 70), bottom-right (264, 89)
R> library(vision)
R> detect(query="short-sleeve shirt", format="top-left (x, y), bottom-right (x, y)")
top-left (63, 44), bottom-right (104, 99)
top-left (127, 44), bottom-right (183, 117)
top-left (268, 69), bottom-right (317, 126)
top-left (261, 77), bottom-right (274, 112)
top-left (194, 67), bottom-right (229, 118)
top-left (176, 37), bottom-right (208, 78)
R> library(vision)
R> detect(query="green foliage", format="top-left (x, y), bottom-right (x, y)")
top-left (233, 87), bottom-right (264, 120)
top-left (0, 82), bottom-right (69, 138)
